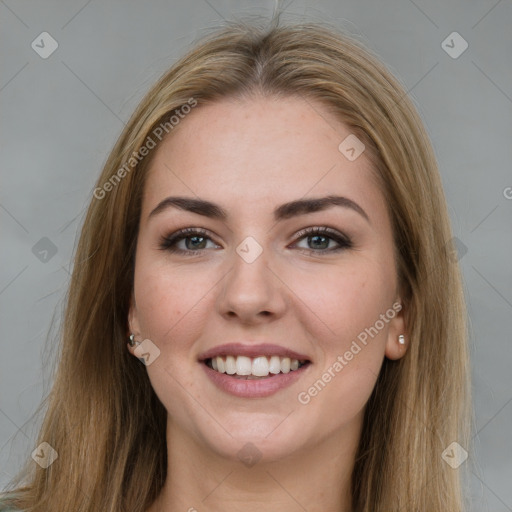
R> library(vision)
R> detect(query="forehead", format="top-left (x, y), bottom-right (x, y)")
top-left (141, 95), bottom-right (385, 223)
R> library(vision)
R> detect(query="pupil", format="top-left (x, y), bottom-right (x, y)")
top-left (186, 236), bottom-right (206, 249)
top-left (310, 235), bottom-right (328, 250)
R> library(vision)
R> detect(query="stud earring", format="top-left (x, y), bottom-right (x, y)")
top-left (128, 334), bottom-right (141, 347)
top-left (398, 334), bottom-right (405, 345)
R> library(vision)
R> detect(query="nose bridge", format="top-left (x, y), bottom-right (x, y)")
top-left (218, 238), bottom-right (285, 321)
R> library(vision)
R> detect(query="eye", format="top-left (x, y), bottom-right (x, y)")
top-left (292, 226), bottom-right (352, 254)
top-left (159, 228), bottom-right (221, 255)
top-left (159, 226), bottom-right (353, 256)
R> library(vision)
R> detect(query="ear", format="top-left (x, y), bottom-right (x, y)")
top-left (127, 292), bottom-right (142, 356)
top-left (384, 299), bottom-right (408, 360)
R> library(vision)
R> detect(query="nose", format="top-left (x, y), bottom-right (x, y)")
top-left (217, 247), bottom-right (287, 325)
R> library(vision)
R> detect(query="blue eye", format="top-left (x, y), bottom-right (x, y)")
top-left (292, 227), bottom-right (353, 254)
top-left (159, 226), bottom-right (352, 256)
top-left (159, 228), bottom-right (219, 255)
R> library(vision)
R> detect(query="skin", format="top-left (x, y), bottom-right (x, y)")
top-left (128, 94), bottom-right (408, 512)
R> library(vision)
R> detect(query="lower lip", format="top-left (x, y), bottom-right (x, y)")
top-left (200, 362), bottom-right (311, 398)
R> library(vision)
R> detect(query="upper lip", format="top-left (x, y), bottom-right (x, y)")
top-left (198, 343), bottom-right (311, 362)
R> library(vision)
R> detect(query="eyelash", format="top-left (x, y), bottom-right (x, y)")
top-left (158, 226), bottom-right (353, 256)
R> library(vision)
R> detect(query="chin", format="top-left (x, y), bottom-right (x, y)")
top-left (197, 416), bottom-right (312, 465)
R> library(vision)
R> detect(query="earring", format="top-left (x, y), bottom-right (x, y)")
top-left (398, 334), bottom-right (405, 345)
top-left (128, 334), bottom-right (141, 347)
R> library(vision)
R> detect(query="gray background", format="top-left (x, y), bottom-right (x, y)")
top-left (1, 0), bottom-right (511, 510)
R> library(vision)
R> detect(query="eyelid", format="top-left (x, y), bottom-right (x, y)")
top-left (291, 225), bottom-right (351, 243)
top-left (158, 227), bottom-right (221, 252)
top-left (159, 225), bottom-right (353, 255)
top-left (289, 226), bottom-right (353, 253)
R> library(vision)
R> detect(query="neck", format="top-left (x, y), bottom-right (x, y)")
top-left (149, 416), bottom-right (361, 512)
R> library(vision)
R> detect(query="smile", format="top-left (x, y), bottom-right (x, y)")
top-left (198, 342), bottom-right (312, 397)
top-left (205, 355), bottom-right (308, 379)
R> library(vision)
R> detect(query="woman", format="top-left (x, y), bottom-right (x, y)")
top-left (1, 16), bottom-right (471, 512)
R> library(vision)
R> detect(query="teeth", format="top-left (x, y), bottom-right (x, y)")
top-left (208, 355), bottom-right (306, 377)
top-left (236, 356), bottom-right (252, 376)
top-left (269, 355), bottom-right (281, 374)
top-left (252, 356), bottom-right (269, 377)
top-left (225, 355), bottom-right (236, 375)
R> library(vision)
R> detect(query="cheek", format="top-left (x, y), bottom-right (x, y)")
top-left (291, 257), bottom-right (393, 350)
top-left (291, 258), bottom-right (393, 421)
top-left (133, 254), bottom-right (219, 353)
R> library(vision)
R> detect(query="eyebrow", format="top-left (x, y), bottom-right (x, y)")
top-left (148, 195), bottom-right (370, 224)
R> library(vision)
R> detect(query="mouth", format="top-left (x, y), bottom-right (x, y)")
top-left (204, 355), bottom-right (311, 379)
top-left (198, 343), bottom-right (312, 398)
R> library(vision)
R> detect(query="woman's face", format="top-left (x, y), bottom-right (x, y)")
top-left (129, 94), bottom-right (406, 463)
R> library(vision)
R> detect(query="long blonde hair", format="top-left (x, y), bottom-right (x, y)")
top-left (3, 16), bottom-right (471, 512)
